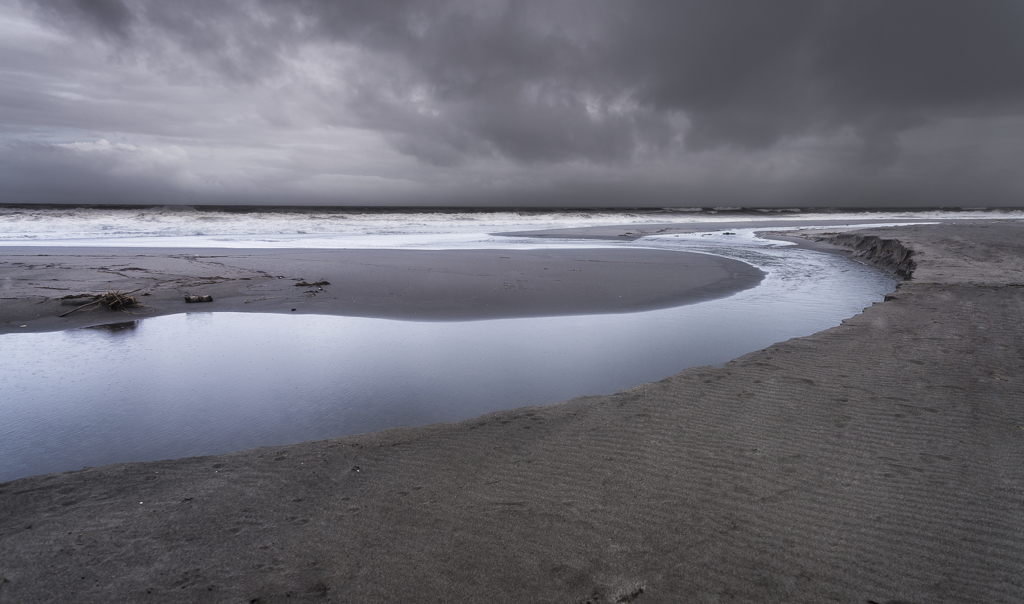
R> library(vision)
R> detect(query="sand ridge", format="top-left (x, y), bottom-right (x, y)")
top-left (0, 247), bottom-right (762, 334)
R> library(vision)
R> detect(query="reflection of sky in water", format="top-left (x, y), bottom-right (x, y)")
top-left (0, 240), bottom-right (895, 481)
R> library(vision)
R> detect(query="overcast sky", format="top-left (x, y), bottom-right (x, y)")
top-left (2, 0), bottom-right (1023, 207)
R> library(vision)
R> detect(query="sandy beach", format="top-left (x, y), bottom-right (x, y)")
top-left (1, 221), bottom-right (1022, 603)
top-left (0, 247), bottom-right (762, 334)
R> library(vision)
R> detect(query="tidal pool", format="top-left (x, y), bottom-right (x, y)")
top-left (0, 242), bottom-right (895, 482)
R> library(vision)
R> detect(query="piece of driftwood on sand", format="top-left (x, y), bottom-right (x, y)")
top-left (56, 290), bottom-right (144, 317)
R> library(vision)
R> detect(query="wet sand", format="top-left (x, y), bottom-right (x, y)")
top-left (497, 217), bottom-right (940, 240)
top-left (0, 221), bottom-right (1022, 603)
top-left (0, 247), bottom-right (762, 334)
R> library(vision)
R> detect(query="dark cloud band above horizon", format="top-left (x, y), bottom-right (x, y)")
top-left (2, 0), bottom-right (1023, 206)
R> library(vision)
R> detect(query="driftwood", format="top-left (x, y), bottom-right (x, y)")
top-left (58, 290), bottom-right (143, 317)
top-left (184, 295), bottom-right (213, 303)
top-left (294, 280), bottom-right (329, 287)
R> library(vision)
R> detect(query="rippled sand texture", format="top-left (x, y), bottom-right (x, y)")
top-left (0, 221), bottom-right (1022, 603)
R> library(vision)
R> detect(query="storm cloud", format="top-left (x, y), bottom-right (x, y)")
top-left (2, 0), bottom-right (1023, 206)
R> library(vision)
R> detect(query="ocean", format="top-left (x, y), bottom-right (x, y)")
top-left (0, 205), bottom-right (1019, 248)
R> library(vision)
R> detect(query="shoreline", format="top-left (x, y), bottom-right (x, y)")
top-left (1, 221), bottom-right (1022, 602)
top-left (496, 217), bottom-right (945, 240)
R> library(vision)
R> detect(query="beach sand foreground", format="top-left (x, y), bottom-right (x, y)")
top-left (0, 221), bottom-right (1022, 603)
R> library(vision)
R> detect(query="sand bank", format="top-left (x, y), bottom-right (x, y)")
top-left (0, 247), bottom-right (761, 334)
top-left (0, 221), bottom-right (1022, 603)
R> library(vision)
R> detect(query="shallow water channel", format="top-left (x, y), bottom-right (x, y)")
top-left (0, 239), bottom-right (895, 482)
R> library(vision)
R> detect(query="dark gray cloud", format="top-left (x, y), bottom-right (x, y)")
top-left (39, 0), bottom-right (133, 38)
top-left (3, 0), bottom-right (1023, 206)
